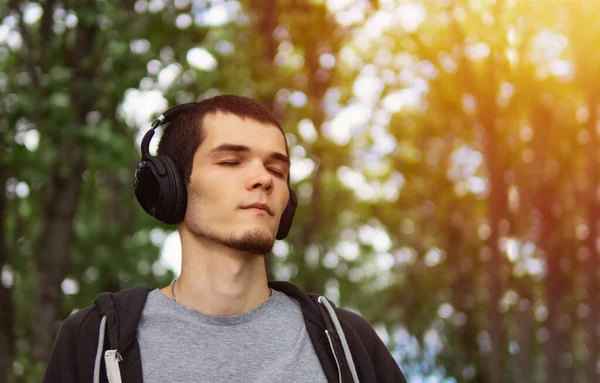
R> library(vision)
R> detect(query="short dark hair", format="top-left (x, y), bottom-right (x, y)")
top-left (157, 94), bottom-right (284, 184)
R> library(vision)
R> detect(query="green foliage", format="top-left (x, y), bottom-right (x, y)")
top-left (3, 0), bottom-right (600, 382)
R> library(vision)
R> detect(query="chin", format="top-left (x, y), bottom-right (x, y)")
top-left (226, 228), bottom-right (275, 255)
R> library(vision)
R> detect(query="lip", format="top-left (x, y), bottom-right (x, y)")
top-left (241, 203), bottom-right (273, 216)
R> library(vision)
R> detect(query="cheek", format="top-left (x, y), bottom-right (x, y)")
top-left (192, 183), bottom-right (222, 207)
top-left (279, 184), bottom-right (291, 210)
top-left (194, 171), bottom-right (237, 205)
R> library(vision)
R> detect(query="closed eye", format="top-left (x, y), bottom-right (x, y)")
top-left (219, 161), bottom-right (239, 166)
top-left (268, 168), bottom-right (286, 178)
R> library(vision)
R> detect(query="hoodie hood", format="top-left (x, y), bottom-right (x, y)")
top-left (93, 286), bottom-right (151, 351)
top-left (269, 281), bottom-right (328, 324)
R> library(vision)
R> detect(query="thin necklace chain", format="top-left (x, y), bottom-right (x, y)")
top-left (170, 278), bottom-right (178, 303)
top-left (170, 278), bottom-right (272, 303)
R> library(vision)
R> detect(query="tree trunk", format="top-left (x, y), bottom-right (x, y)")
top-left (28, 1), bottom-right (99, 361)
top-left (565, 5), bottom-right (600, 379)
top-left (563, 267), bottom-right (577, 383)
top-left (517, 288), bottom-right (534, 382)
top-left (480, 52), bottom-right (506, 383)
top-left (258, 0), bottom-right (277, 63)
top-left (584, 94), bottom-right (599, 383)
top-left (0, 161), bottom-right (14, 383)
top-left (28, 151), bottom-right (86, 361)
top-left (447, 214), bottom-right (485, 382)
top-left (528, 98), bottom-right (562, 383)
top-left (101, 172), bottom-right (130, 292)
top-left (509, 180), bottom-right (533, 383)
top-left (447, 1), bottom-right (507, 377)
top-left (483, 139), bottom-right (505, 383)
top-left (295, 39), bottom-right (328, 294)
top-left (543, 233), bottom-right (562, 383)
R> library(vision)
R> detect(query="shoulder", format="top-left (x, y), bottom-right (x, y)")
top-left (334, 306), bottom-right (407, 381)
top-left (334, 307), bottom-right (374, 332)
top-left (306, 291), bottom-right (382, 350)
top-left (57, 303), bottom-right (101, 337)
top-left (272, 281), bottom-right (379, 338)
top-left (44, 287), bottom-right (153, 382)
top-left (43, 303), bottom-right (103, 382)
top-left (333, 307), bottom-right (381, 347)
top-left (57, 286), bottom-right (152, 339)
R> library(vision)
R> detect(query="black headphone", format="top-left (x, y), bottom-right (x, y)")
top-left (133, 103), bottom-right (298, 240)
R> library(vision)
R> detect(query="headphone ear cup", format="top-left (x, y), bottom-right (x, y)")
top-left (276, 187), bottom-right (297, 240)
top-left (134, 159), bottom-right (163, 218)
top-left (159, 155), bottom-right (187, 224)
top-left (133, 155), bottom-right (187, 225)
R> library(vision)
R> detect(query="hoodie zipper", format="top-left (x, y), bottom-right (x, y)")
top-left (104, 350), bottom-right (123, 383)
top-left (325, 329), bottom-right (342, 383)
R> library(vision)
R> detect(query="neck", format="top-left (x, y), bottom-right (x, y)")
top-left (161, 229), bottom-right (271, 316)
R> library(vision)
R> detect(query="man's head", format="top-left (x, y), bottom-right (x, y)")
top-left (156, 95), bottom-right (292, 255)
top-left (157, 95), bottom-right (287, 185)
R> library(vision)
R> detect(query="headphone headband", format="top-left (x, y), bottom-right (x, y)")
top-left (141, 103), bottom-right (199, 160)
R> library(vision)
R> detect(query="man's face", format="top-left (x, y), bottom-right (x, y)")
top-left (182, 112), bottom-right (291, 255)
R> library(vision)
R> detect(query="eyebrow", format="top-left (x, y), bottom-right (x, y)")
top-left (209, 143), bottom-right (291, 166)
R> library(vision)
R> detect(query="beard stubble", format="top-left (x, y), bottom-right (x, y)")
top-left (185, 189), bottom-right (276, 255)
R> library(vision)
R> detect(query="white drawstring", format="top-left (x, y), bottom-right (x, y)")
top-left (93, 316), bottom-right (107, 383)
top-left (318, 296), bottom-right (360, 383)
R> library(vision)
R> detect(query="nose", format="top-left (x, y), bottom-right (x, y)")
top-left (245, 163), bottom-right (274, 193)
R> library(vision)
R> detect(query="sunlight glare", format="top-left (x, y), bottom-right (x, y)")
top-left (298, 119), bottom-right (318, 143)
top-left (326, 0), bottom-right (353, 13)
top-left (290, 157), bottom-right (316, 183)
top-left (506, 238), bottom-right (519, 262)
top-left (353, 73), bottom-right (384, 102)
top-left (396, 3), bottom-right (425, 32)
top-left (1, 265), bottom-right (13, 287)
top-left (465, 42), bottom-right (490, 61)
top-left (187, 47), bottom-right (218, 71)
top-left (324, 104), bottom-right (371, 145)
top-left (382, 89), bottom-right (421, 113)
top-left (24, 129), bottom-right (40, 151)
top-left (549, 60), bottom-right (573, 81)
top-left (363, 11), bottom-right (393, 38)
top-left (23, 3), bottom-right (43, 24)
top-left (158, 63), bottom-right (182, 90)
top-left (370, 125), bottom-right (396, 155)
top-left (121, 88), bottom-right (167, 127)
top-left (337, 240), bottom-right (360, 261)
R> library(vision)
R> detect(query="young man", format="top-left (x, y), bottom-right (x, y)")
top-left (43, 95), bottom-right (406, 382)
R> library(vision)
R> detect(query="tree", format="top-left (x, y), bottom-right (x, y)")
top-left (4, 0), bottom-right (600, 382)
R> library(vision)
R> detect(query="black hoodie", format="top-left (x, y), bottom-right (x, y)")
top-left (43, 281), bottom-right (406, 382)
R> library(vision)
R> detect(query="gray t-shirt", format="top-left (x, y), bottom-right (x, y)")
top-left (137, 288), bottom-right (328, 382)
